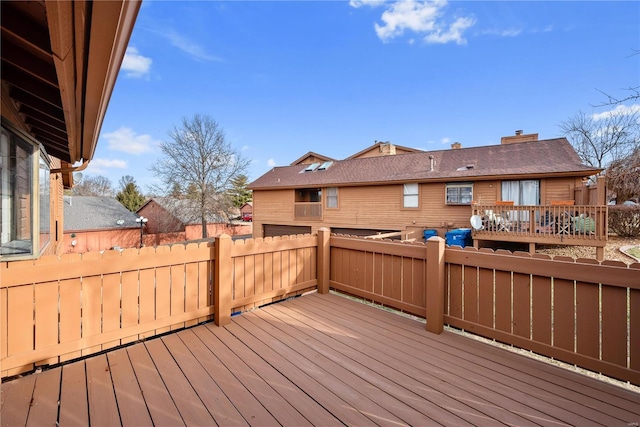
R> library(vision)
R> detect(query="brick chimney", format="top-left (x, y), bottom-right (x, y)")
top-left (379, 142), bottom-right (396, 155)
top-left (451, 142), bottom-right (462, 149)
top-left (501, 130), bottom-right (538, 144)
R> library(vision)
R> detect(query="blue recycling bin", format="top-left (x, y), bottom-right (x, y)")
top-left (423, 229), bottom-right (438, 240)
top-left (445, 228), bottom-right (472, 247)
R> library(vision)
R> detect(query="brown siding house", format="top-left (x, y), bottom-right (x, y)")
top-left (249, 135), bottom-right (605, 255)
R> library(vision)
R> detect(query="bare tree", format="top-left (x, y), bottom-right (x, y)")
top-left (595, 49), bottom-right (639, 107)
top-left (606, 148), bottom-right (640, 203)
top-left (71, 175), bottom-right (114, 196)
top-left (150, 114), bottom-right (250, 238)
top-left (560, 109), bottom-right (640, 170)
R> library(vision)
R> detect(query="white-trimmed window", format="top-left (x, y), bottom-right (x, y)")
top-left (403, 183), bottom-right (419, 208)
top-left (501, 180), bottom-right (540, 205)
top-left (446, 182), bottom-right (473, 205)
top-left (326, 187), bottom-right (338, 208)
top-left (1, 121), bottom-right (50, 259)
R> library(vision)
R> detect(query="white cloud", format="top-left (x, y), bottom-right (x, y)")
top-left (121, 47), bottom-right (152, 78)
top-left (440, 137), bottom-right (451, 144)
top-left (349, 0), bottom-right (385, 8)
top-left (86, 158), bottom-right (128, 174)
top-left (480, 28), bottom-right (522, 37)
top-left (531, 25), bottom-right (554, 33)
top-left (102, 127), bottom-right (158, 154)
top-left (592, 104), bottom-right (640, 121)
top-left (267, 159), bottom-right (277, 167)
top-left (424, 16), bottom-right (476, 45)
top-left (366, 0), bottom-right (475, 45)
top-left (161, 28), bottom-right (223, 62)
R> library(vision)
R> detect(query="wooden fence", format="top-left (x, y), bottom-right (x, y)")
top-left (1, 229), bottom-right (638, 386)
top-left (328, 234), bottom-right (640, 385)
top-left (0, 234), bottom-right (316, 378)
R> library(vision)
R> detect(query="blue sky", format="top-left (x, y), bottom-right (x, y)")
top-left (90, 0), bottom-right (640, 192)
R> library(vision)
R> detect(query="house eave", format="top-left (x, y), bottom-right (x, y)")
top-left (1, 0), bottom-right (141, 169)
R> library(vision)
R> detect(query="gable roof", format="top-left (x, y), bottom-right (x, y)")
top-left (64, 196), bottom-right (140, 231)
top-left (290, 152), bottom-right (336, 166)
top-left (249, 138), bottom-right (601, 190)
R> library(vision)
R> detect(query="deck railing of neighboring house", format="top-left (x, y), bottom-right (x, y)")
top-left (1, 231), bottom-right (638, 385)
top-left (294, 202), bottom-right (322, 219)
top-left (471, 204), bottom-right (608, 245)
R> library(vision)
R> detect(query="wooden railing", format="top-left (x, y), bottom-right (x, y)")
top-left (2, 230), bottom-right (638, 385)
top-left (443, 246), bottom-right (639, 385)
top-left (471, 204), bottom-right (608, 245)
top-left (216, 234), bottom-right (318, 323)
top-left (294, 202), bottom-right (322, 219)
top-left (329, 235), bottom-right (427, 317)
top-left (0, 234), bottom-right (317, 378)
top-left (328, 234), bottom-right (639, 385)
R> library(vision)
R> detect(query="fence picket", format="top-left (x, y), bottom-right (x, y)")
top-left (601, 285), bottom-right (628, 367)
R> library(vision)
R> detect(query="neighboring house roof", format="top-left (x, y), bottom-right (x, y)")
top-left (249, 138), bottom-right (601, 190)
top-left (64, 196), bottom-right (140, 231)
top-left (141, 197), bottom-right (228, 225)
top-left (290, 152), bottom-right (336, 166)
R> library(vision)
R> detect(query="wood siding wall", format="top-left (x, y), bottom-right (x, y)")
top-left (254, 177), bottom-right (594, 238)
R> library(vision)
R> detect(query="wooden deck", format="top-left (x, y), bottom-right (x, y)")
top-left (2, 292), bottom-right (639, 426)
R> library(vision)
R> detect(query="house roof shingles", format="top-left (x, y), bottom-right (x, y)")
top-left (64, 196), bottom-right (140, 231)
top-left (249, 138), bottom-right (601, 190)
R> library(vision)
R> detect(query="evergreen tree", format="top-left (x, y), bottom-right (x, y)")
top-left (116, 175), bottom-right (146, 212)
top-left (229, 174), bottom-right (252, 207)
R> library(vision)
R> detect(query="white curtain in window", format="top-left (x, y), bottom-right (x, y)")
top-left (403, 183), bottom-right (419, 208)
top-left (502, 180), bottom-right (540, 221)
top-left (501, 180), bottom-right (539, 205)
top-left (326, 187), bottom-right (338, 208)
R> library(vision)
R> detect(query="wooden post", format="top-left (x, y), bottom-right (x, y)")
top-left (317, 228), bottom-right (330, 294)
top-left (425, 236), bottom-right (445, 334)
top-left (596, 175), bottom-right (606, 205)
top-left (214, 234), bottom-right (232, 326)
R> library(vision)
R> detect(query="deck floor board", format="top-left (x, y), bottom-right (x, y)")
top-left (58, 360), bottom-right (89, 426)
top-left (247, 304), bottom-right (481, 426)
top-left (107, 348), bottom-right (153, 427)
top-left (288, 295), bottom-right (590, 425)
top-left (291, 293), bottom-right (625, 425)
top-left (25, 367), bottom-right (60, 427)
top-left (2, 291), bottom-right (639, 426)
top-left (307, 292), bottom-right (640, 421)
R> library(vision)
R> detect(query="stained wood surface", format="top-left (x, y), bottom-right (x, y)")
top-left (2, 292), bottom-right (638, 426)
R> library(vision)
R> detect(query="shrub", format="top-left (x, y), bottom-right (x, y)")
top-left (608, 205), bottom-right (640, 237)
